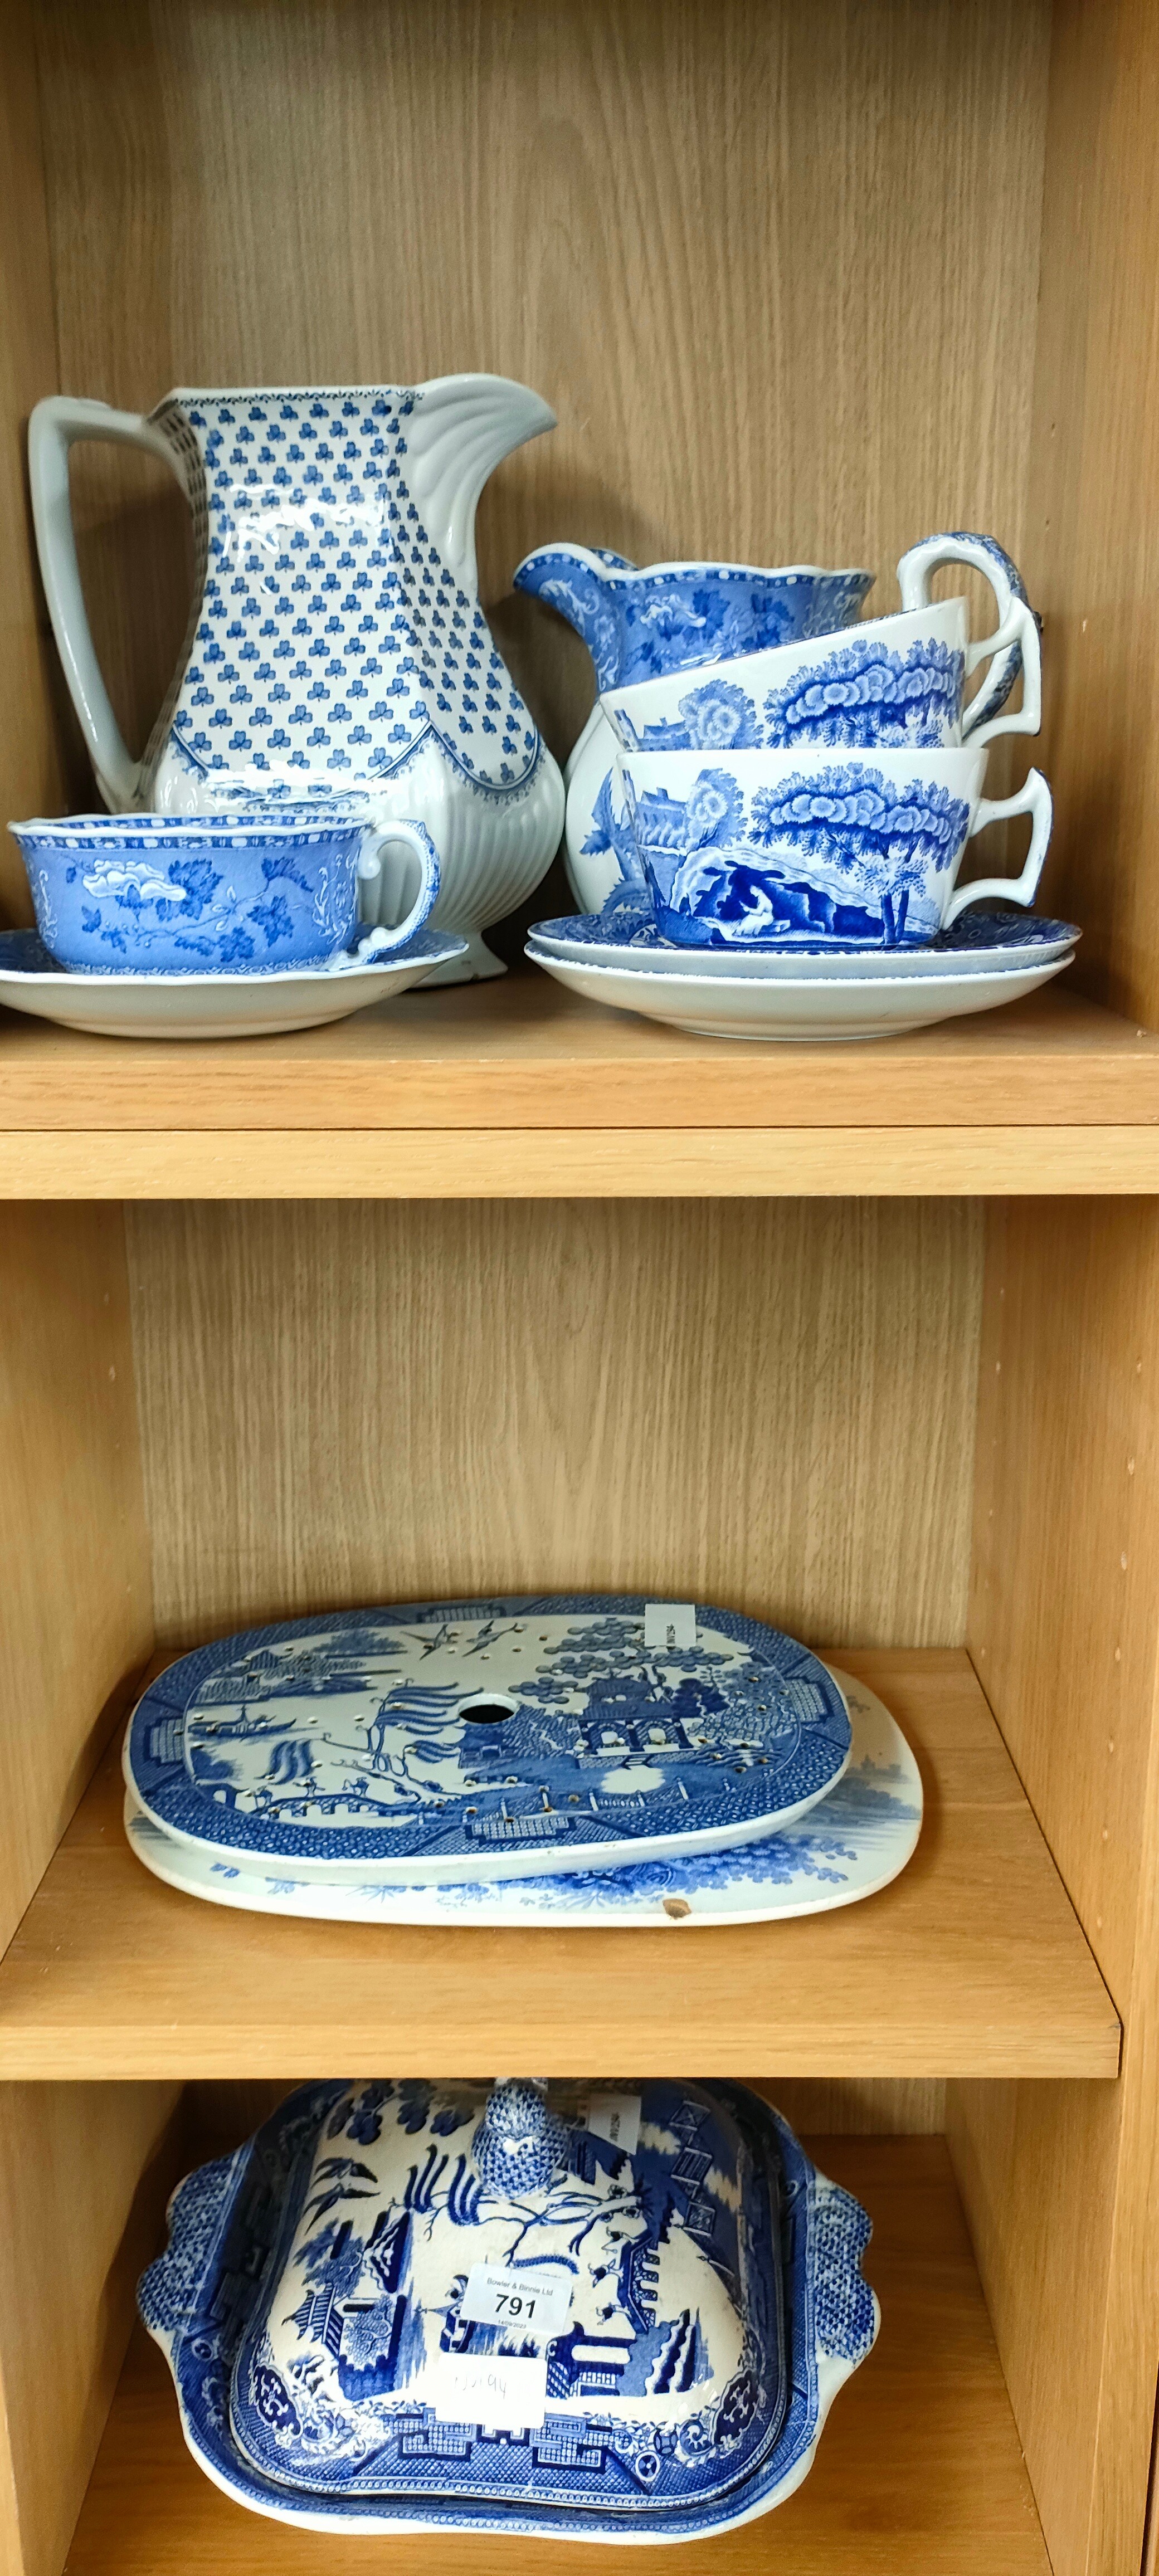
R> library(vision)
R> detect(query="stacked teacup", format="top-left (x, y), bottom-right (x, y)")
top-left (528, 534), bottom-right (1073, 1041)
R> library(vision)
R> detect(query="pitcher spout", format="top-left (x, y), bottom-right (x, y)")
top-left (403, 373), bottom-right (555, 594)
top-left (513, 543), bottom-right (636, 692)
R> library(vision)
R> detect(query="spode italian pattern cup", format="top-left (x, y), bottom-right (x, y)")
top-left (602, 592), bottom-right (1041, 759)
top-left (617, 745), bottom-right (1052, 950)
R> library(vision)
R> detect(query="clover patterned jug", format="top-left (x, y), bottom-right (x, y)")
top-left (29, 377), bottom-right (565, 980)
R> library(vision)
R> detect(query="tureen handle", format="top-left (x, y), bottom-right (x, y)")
top-left (28, 397), bottom-right (181, 811)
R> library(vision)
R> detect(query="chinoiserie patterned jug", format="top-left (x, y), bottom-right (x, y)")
top-left (30, 378), bottom-right (565, 980)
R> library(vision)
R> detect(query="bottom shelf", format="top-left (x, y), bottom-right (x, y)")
top-left (64, 2135), bottom-right (1048, 2574)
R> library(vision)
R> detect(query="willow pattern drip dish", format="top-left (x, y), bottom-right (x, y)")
top-left (28, 378), bottom-right (566, 980)
top-left (124, 1665), bottom-right (922, 1928)
top-left (123, 1595), bottom-right (851, 1885)
top-left (8, 807), bottom-right (437, 974)
top-left (563, 529), bottom-right (1035, 915)
top-left (139, 2079), bottom-right (878, 2541)
top-left (618, 747), bottom-right (1052, 950)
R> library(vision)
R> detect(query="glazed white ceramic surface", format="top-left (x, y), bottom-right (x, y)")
top-left (617, 745), bottom-right (1052, 950)
top-left (528, 905), bottom-right (1080, 982)
top-left (527, 941), bottom-right (1072, 1040)
top-left (123, 1667), bottom-right (921, 1929)
top-left (0, 926), bottom-right (466, 1039)
top-left (28, 380), bottom-right (566, 979)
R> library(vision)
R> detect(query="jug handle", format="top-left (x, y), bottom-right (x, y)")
top-left (28, 397), bottom-right (182, 810)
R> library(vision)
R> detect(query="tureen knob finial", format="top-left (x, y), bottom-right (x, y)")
top-left (473, 2079), bottom-right (570, 2196)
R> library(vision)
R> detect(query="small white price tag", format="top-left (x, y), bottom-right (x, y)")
top-left (460, 2260), bottom-right (573, 2335)
top-left (583, 2091), bottom-right (642, 2155)
top-left (425, 2351), bottom-right (548, 2431)
top-left (644, 1602), bottom-right (697, 1650)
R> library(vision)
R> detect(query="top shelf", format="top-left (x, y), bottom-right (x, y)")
top-left (2, 975), bottom-right (1159, 1197)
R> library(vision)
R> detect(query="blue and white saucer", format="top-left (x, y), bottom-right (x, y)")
top-left (0, 926), bottom-right (466, 1040)
top-left (529, 902), bottom-right (1080, 981)
top-left (138, 2079), bottom-right (878, 2541)
top-left (123, 1597), bottom-right (852, 1885)
top-left (124, 1666), bottom-right (916, 1927)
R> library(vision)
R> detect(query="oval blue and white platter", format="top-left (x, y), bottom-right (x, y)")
top-left (138, 2078), bottom-right (879, 2541)
top-left (124, 1666), bottom-right (916, 1927)
top-left (123, 1597), bottom-right (851, 1885)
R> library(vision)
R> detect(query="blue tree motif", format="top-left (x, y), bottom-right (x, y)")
top-left (764, 638), bottom-right (962, 749)
top-left (747, 766), bottom-right (970, 941)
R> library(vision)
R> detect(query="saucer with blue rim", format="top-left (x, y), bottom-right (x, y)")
top-left (0, 926), bottom-right (465, 1040)
top-left (529, 900), bottom-right (1080, 980)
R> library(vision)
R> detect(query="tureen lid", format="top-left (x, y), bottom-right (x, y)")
top-left (226, 2075), bottom-right (787, 2513)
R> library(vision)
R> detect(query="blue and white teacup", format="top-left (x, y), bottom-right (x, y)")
top-left (8, 806), bottom-right (440, 975)
top-left (603, 592), bottom-right (1041, 760)
top-left (617, 746), bottom-right (1052, 951)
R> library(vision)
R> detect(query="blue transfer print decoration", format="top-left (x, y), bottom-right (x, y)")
top-left (138, 2080), bottom-right (878, 2539)
top-left (124, 1595), bottom-right (851, 1876)
top-left (513, 548), bottom-right (873, 691)
top-left (762, 636), bottom-right (964, 749)
top-left (143, 387), bottom-right (543, 801)
top-left (627, 763), bottom-right (973, 949)
top-left (11, 811), bottom-right (367, 974)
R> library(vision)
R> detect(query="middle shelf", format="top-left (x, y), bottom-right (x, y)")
top-left (0, 1647), bottom-right (1119, 2081)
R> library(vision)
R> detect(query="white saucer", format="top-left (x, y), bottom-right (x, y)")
top-left (527, 940), bottom-right (1072, 1040)
top-left (0, 928), bottom-right (467, 1040)
top-left (123, 1668), bottom-right (921, 1927)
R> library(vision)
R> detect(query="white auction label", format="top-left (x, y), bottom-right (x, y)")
top-left (425, 2351), bottom-right (548, 2431)
top-left (460, 2260), bottom-right (574, 2335)
top-left (583, 2091), bottom-right (642, 2155)
top-left (644, 1601), bottom-right (697, 1649)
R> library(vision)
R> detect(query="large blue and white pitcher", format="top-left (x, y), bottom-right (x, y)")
top-left (30, 377), bottom-right (565, 978)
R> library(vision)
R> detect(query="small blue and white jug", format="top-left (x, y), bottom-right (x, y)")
top-left (29, 378), bottom-right (566, 980)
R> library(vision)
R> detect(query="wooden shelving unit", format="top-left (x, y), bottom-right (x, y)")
top-left (63, 2138), bottom-right (1051, 2576)
top-left (0, 1650), bottom-right (1117, 2081)
top-left (3, 980), bottom-right (1159, 1197)
top-left (3, 5), bottom-right (1159, 2576)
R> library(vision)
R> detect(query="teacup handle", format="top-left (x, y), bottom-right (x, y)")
top-left (896, 531), bottom-right (1040, 744)
top-left (28, 397), bottom-right (183, 812)
top-left (352, 819), bottom-right (440, 953)
top-left (943, 769), bottom-right (1053, 926)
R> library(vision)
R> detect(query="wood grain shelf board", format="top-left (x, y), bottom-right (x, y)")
top-left (61, 2136), bottom-right (1050, 2576)
top-left (0, 979), bottom-right (1157, 1131)
top-left (6, 1123), bottom-right (1159, 1198)
top-left (0, 1650), bottom-right (1118, 2082)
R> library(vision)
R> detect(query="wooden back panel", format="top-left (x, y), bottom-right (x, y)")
top-left (32, 0), bottom-right (1050, 831)
top-left (125, 1196), bottom-right (982, 1652)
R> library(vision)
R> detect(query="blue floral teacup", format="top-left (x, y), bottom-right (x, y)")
top-left (617, 745), bottom-right (1052, 951)
top-left (603, 591), bottom-right (1040, 760)
top-left (9, 806), bottom-right (440, 975)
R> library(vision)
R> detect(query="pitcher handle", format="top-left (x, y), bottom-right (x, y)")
top-left (943, 769), bottom-right (1053, 926)
top-left (896, 530), bottom-right (1040, 744)
top-left (28, 396), bottom-right (181, 811)
top-left (352, 819), bottom-right (441, 954)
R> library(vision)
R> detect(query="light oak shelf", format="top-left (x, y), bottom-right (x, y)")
top-left (0, 1650), bottom-right (1118, 2083)
top-left (62, 2135), bottom-right (1050, 2576)
top-left (2, 978), bottom-right (1159, 1197)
